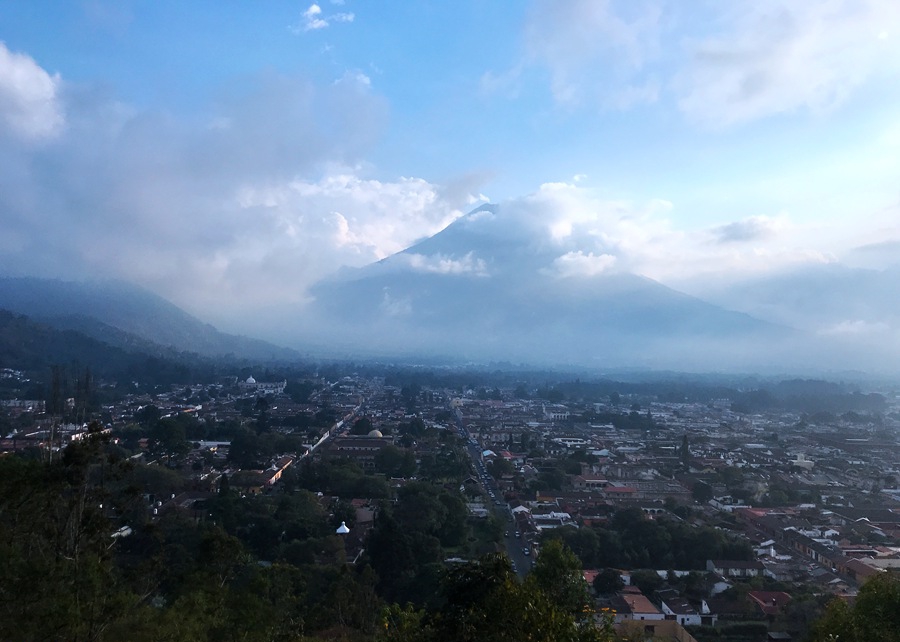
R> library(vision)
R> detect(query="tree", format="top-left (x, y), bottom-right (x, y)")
top-left (593, 568), bottom-right (624, 595)
top-left (420, 553), bottom-right (612, 642)
top-left (718, 466), bottom-right (744, 488)
top-left (227, 429), bottom-right (261, 468)
top-left (400, 385), bottom-right (420, 412)
top-left (151, 417), bottom-right (190, 460)
top-left (378, 603), bottom-right (430, 642)
top-left (398, 417), bottom-right (426, 437)
top-left (374, 445), bottom-right (417, 478)
top-left (48, 364), bottom-right (65, 416)
top-left (134, 404), bottom-right (161, 427)
top-left (418, 446), bottom-right (468, 483)
top-left (536, 466), bottom-right (567, 491)
top-left (367, 508), bottom-right (429, 604)
top-left (809, 573), bottom-right (900, 642)
top-left (692, 481), bottom-right (714, 503)
top-left (394, 483), bottom-right (457, 544)
top-left (486, 457), bottom-right (513, 479)
top-left (630, 569), bottom-right (664, 596)
top-left (0, 426), bottom-right (137, 641)
top-left (542, 524), bottom-right (607, 568)
top-left (285, 379), bottom-right (317, 404)
top-left (331, 498), bottom-right (357, 530)
top-left (74, 366), bottom-right (95, 418)
top-left (529, 540), bottom-right (592, 619)
top-left (350, 416), bottom-right (374, 435)
top-left (0, 424), bottom-right (389, 641)
top-left (546, 388), bottom-right (565, 402)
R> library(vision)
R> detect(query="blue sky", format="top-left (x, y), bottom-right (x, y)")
top-left (1, 1), bottom-right (900, 337)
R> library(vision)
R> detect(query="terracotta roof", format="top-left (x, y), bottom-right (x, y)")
top-left (611, 591), bottom-right (661, 616)
top-left (748, 591), bottom-right (792, 616)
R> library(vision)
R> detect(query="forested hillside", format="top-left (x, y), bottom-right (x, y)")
top-left (0, 309), bottom-right (216, 384)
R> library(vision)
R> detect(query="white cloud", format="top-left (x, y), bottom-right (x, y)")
top-left (239, 172), bottom-right (463, 261)
top-left (0, 50), bottom-right (478, 319)
top-left (147, 168), bottom-right (465, 309)
top-left (335, 70), bottom-right (371, 89)
top-left (518, 182), bottom-right (676, 261)
top-left (711, 215), bottom-right (788, 244)
top-left (549, 251), bottom-right (617, 277)
top-left (493, 183), bottom-right (843, 288)
top-left (675, 1), bottom-right (900, 127)
top-left (405, 252), bottom-right (488, 276)
top-left (302, 4), bottom-right (327, 30)
top-left (845, 238), bottom-right (900, 269)
top-left (496, 1), bottom-right (899, 126)
top-left (380, 289), bottom-right (413, 316)
top-left (293, 3), bottom-right (355, 33)
top-left (819, 319), bottom-right (891, 336)
top-left (549, 219), bottom-right (573, 241)
top-left (0, 42), bottom-right (64, 141)
top-left (523, 0), bottom-right (662, 106)
top-left (222, 172), bottom-right (467, 311)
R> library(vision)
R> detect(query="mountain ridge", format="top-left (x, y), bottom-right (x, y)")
top-left (299, 204), bottom-right (804, 371)
top-left (0, 308), bottom-right (214, 383)
top-left (0, 277), bottom-right (300, 362)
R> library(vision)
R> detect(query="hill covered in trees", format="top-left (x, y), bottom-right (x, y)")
top-left (0, 309), bottom-right (215, 384)
top-left (0, 277), bottom-right (300, 361)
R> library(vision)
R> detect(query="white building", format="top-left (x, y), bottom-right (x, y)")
top-left (239, 376), bottom-right (286, 395)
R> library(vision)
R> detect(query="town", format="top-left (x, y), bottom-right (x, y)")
top-left (2, 365), bottom-right (898, 641)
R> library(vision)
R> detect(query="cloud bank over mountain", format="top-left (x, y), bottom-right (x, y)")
top-left (288, 202), bottom-right (814, 372)
top-left (0, 42), bottom-right (471, 322)
top-left (2, 0), bottom-right (900, 374)
top-left (2, 34), bottom-right (879, 336)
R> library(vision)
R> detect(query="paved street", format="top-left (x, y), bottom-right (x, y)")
top-left (455, 405), bottom-right (532, 578)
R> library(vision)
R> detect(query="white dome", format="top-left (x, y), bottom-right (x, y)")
top-left (368, 429), bottom-right (384, 438)
top-left (246, 376), bottom-right (256, 384)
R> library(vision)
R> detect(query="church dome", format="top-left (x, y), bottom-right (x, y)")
top-left (367, 429), bottom-right (384, 438)
top-left (246, 376), bottom-right (256, 384)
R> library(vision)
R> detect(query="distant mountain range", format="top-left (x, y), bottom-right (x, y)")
top-left (0, 278), bottom-right (299, 362)
top-left (0, 309), bottom-right (212, 383)
top-left (701, 263), bottom-right (900, 335)
top-left (3, 203), bottom-right (897, 375)
top-left (296, 205), bottom-right (816, 372)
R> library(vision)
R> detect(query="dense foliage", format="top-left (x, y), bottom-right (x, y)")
top-left (809, 572), bottom-right (900, 642)
top-left (0, 429), bottom-right (380, 641)
top-left (0, 432), bottom-right (617, 641)
top-left (377, 546), bottom-right (612, 642)
top-left (0, 310), bottom-right (216, 384)
top-left (542, 508), bottom-right (752, 570)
